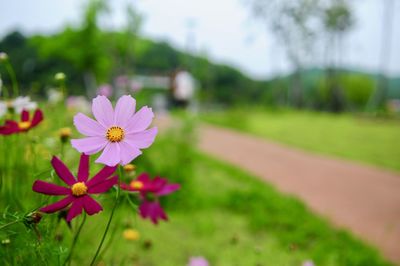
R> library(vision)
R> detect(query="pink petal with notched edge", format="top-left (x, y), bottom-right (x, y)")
top-left (71, 137), bottom-right (108, 155)
top-left (95, 142), bottom-right (121, 166)
top-left (66, 198), bottom-right (84, 222)
top-left (51, 156), bottom-right (76, 186)
top-left (125, 106), bottom-right (154, 134)
top-left (74, 113), bottom-right (105, 137)
top-left (82, 195), bottom-right (103, 215)
top-left (124, 127), bottom-right (158, 149)
top-left (88, 175), bottom-right (118, 194)
top-left (86, 165), bottom-right (117, 187)
top-left (114, 95), bottom-right (136, 127)
top-left (119, 141), bottom-right (142, 165)
top-left (32, 180), bottom-right (70, 195)
top-left (157, 183), bottom-right (181, 196)
top-left (31, 109), bottom-right (43, 127)
top-left (40, 196), bottom-right (74, 213)
top-left (92, 95), bottom-right (114, 128)
top-left (77, 154), bottom-right (89, 182)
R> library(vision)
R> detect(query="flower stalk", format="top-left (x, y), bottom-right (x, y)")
top-left (89, 166), bottom-right (122, 266)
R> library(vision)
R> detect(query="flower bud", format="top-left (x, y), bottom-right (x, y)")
top-left (123, 164), bottom-right (136, 173)
top-left (55, 72), bottom-right (66, 81)
top-left (24, 211), bottom-right (43, 226)
top-left (123, 229), bottom-right (140, 241)
top-left (1, 239), bottom-right (10, 245)
top-left (142, 239), bottom-right (153, 250)
top-left (59, 127), bottom-right (72, 143)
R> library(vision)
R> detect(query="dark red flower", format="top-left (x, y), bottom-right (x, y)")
top-left (121, 173), bottom-right (180, 224)
top-left (32, 154), bottom-right (118, 222)
top-left (0, 109), bottom-right (43, 135)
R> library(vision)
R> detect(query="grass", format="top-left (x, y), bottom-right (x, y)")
top-left (0, 103), bottom-right (393, 266)
top-left (66, 152), bottom-right (392, 266)
top-left (202, 108), bottom-right (400, 172)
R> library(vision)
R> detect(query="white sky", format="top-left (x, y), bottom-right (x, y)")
top-left (0, 0), bottom-right (399, 79)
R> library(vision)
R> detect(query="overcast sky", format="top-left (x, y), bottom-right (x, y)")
top-left (1, 0), bottom-right (399, 79)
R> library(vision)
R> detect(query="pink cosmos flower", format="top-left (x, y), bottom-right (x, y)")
top-left (188, 257), bottom-right (209, 266)
top-left (71, 95), bottom-right (157, 167)
top-left (32, 154), bottom-right (118, 222)
top-left (97, 84), bottom-right (113, 97)
top-left (121, 173), bottom-right (180, 224)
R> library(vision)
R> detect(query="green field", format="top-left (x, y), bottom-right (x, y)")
top-left (0, 107), bottom-right (393, 265)
top-left (203, 108), bottom-right (400, 172)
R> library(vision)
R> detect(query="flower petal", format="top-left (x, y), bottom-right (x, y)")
top-left (86, 165), bottom-right (117, 187)
top-left (77, 153), bottom-right (89, 182)
top-left (88, 176), bottom-right (118, 194)
top-left (32, 180), bottom-right (70, 195)
top-left (0, 121), bottom-right (19, 135)
top-left (31, 109), bottom-right (43, 127)
top-left (21, 110), bottom-right (30, 122)
top-left (73, 112), bottom-right (105, 137)
top-left (51, 156), bottom-right (76, 186)
top-left (124, 127), bottom-right (157, 149)
top-left (114, 95), bottom-right (136, 127)
top-left (139, 200), bottom-right (167, 224)
top-left (157, 183), bottom-right (181, 196)
top-left (119, 141), bottom-right (142, 165)
top-left (71, 137), bottom-right (107, 155)
top-left (82, 195), bottom-right (103, 215)
top-left (120, 182), bottom-right (133, 191)
top-left (92, 95), bottom-right (114, 128)
top-left (125, 106), bottom-right (154, 133)
top-left (40, 196), bottom-right (74, 213)
top-left (95, 142), bottom-right (121, 167)
top-left (66, 198), bottom-right (84, 222)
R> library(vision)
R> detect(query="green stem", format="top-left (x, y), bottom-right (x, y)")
top-left (0, 220), bottom-right (21, 230)
top-left (64, 213), bottom-right (87, 266)
top-left (89, 167), bottom-right (122, 266)
top-left (5, 61), bottom-right (19, 97)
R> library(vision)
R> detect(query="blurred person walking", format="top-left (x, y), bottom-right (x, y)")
top-left (170, 68), bottom-right (195, 109)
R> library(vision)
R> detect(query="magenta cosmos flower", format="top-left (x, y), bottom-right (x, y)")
top-left (71, 95), bottom-right (157, 167)
top-left (121, 173), bottom-right (180, 224)
top-left (0, 109), bottom-right (43, 135)
top-left (32, 154), bottom-right (118, 222)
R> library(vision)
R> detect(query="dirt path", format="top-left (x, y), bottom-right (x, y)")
top-left (198, 124), bottom-right (400, 264)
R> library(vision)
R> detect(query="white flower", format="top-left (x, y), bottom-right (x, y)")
top-left (12, 96), bottom-right (37, 114)
top-left (47, 89), bottom-right (63, 104)
top-left (0, 101), bottom-right (7, 118)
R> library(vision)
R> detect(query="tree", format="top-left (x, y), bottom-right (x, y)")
top-left (247, 0), bottom-right (321, 108)
top-left (322, 0), bottom-right (354, 112)
top-left (368, 0), bottom-right (396, 110)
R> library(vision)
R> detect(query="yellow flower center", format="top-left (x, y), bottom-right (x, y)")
top-left (18, 121), bottom-right (31, 130)
top-left (123, 164), bottom-right (136, 173)
top-left (71, 182), bottom-right (88, 196)
top-left (106, 126), bottom-right (125, 142)
top-left (130, 180), bottom-right (143, 190)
